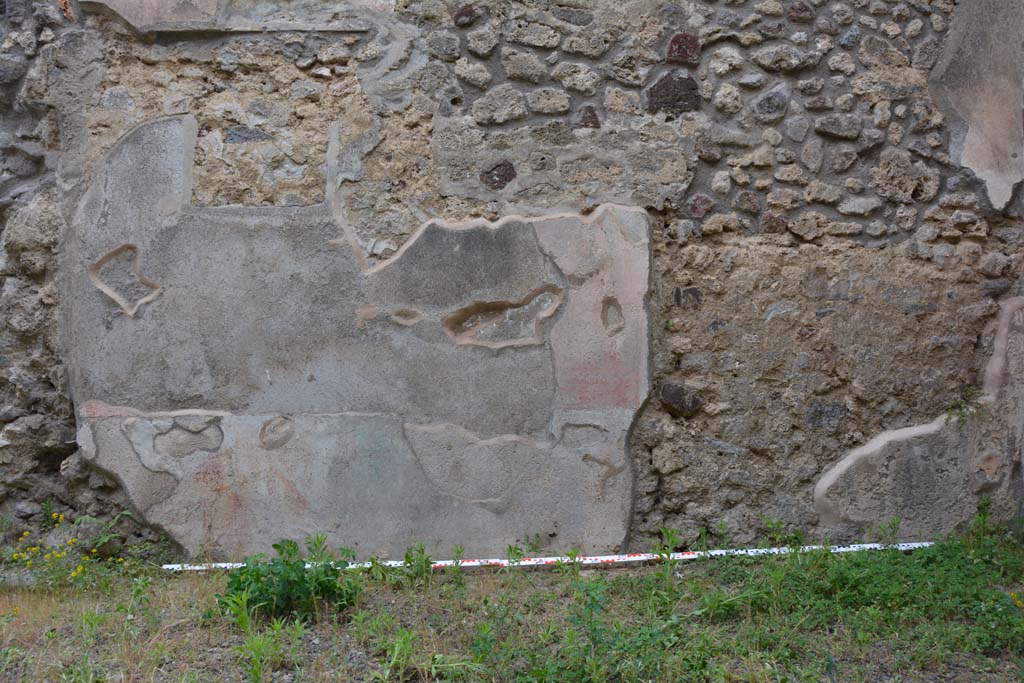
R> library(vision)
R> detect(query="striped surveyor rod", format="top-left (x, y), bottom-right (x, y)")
top-left (162, 541), bottom-right (935, 572)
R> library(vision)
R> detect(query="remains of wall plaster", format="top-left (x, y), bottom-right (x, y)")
top-left (66, 113), bottom-right (650, 556)
top-left (1, 0), bottom-right (1023, 556)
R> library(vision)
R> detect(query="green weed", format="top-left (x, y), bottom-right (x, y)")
top-left (217, 536), bottom-right (361, 622)
top-left (946, 384), bottom-right (987, 429)
top-left (401, 543), bottom-right (433, 586)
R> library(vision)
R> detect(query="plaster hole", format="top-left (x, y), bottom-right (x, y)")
top-left (443, 285), bottom-right (562, 348)
top-left (259, 416), bottom-right (295, 450)
top-left (390, 308), bottom-right (425, 326)
top-left (154, 423), bottom-right (224, 458)
top-left (601, 296), bottom-right (624, 335)
top-left (87, 244), bottom-right (162, 318)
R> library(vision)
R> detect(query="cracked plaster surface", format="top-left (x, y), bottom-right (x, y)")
top-left (929, 0), bottom-right (1024, 210)
top-left (64, 115), bottom-right (651, 558)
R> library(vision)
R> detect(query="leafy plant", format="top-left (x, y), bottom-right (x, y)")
top-left (217, 536), bottom-right (361, 622)
top-left (946, 384), bottom-right (987, 429)
top-left (713, 520), bottom-right (731, 548)
top-left (555, 546), bottom-right (583, 581)
top-left (760, 515), bottom-right (805, 548)
top-left (115, 575), bottom-right (154, 637)
top-left (365, 557), bottom-right (402, 586)
top-left (220, 591), bottom-right (255, 633)
top-left (523, 534), bottom-right (543, 555)
top-left (80, 610), bottom-right (105, 646)
top-left (60, 656), bottom-right (105, 683)
top-left (0, 646), bottom-right (24, 674)
top-left (401, 543), bottom-right (433, 586)
top-left (656, 527), bottom-right (681, 582)
top-left (449, 545), bottom-right (465, 589)
top-left (877, 517), bottom-right (901, 546)
top-left (351, 609), bottom-right (396, 646)
top-left (371, 627), bottom-right (415, 682)
top-left (237, 631), bottom-right (274, 682)
top-left (41, 501), bottom-right (57, 528)
top-left (505, 543), bottom-right (524, 573)
top-left (234, 616), bottom-right (306, 683)
top-left (422, 653), bottom-right (483, 680)
top-left (75, 511), bottom-right (134, 551)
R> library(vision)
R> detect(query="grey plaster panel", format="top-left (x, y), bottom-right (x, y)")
top-left (64, 115), bottom-right (651, 558)
top-left (79, 0), bottom-right (392, 34)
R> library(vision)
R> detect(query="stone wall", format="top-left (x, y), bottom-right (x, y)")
top-left (0, 0), bottom-right (1022, 557)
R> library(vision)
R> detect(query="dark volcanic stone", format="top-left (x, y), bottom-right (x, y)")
top-left (0, 53), bottom-right (27, 85)
top-left (646, 72), bottom-right (701, 115)
top-left (805, 401), bottom-right (847, 432)
top-left (761, 212), bottom-right (789, 234)
top-left (552, 6), bottom-right (593, 26)
top-left (752, 86), bottom-right (789, 123)
top-left (224, 125), bottom-right (272, 143)
top-left (480, 160), bottom-right (516, 190)
top-left (760, 21), bottom-right (787, 39)
top-left (733, 190), bottom-right (761, 214)
top-left (573, 105), bottom-right (601, 129)
top-left (981, 279), bottom-right (1013, 298)
top-left (452, 4), bottom-right (482, 28)
top-left (787, 1), bottom-right (815, 23)
top-left (695, 139), bottom-right (722, 163)
top-left (666, 32), bottom-right (701, 65)
top-left (660, 382), bottom-right (702, 419)
top-left (689, 193), bottom-right (715, 218)
top-left (815, 17), bottom-right (839, 36)
top-left (838, 25), bottom-right (863, 50)
top-left (674, 286), bottom-right (703, 310)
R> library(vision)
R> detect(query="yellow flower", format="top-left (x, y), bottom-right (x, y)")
top-left (24, 561), bottom-right (32, 569)
top-left (68, 538), bottom-right (77, 545)
top-left (90, 549), bottom-right (97, 554)
top-left (12, 607), bottom-right (19, 615)
top-left (20, 531), bottom-right (29, 538)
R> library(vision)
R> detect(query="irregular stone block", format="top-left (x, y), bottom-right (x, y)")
top-left (471, 84), bottom-right (527, 125)
top-left (813, 113), bottom-right (863, 140)
top-left (751, 83), bottom-right (790, 123)
top-left (65, 116), bottom-right (652, 559)
top-left (645, 72), bottom-right (700, 115)
top-left (666, 33), bottom-right (700, 65)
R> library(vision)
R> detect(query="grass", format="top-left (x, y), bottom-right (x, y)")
top-left (0, 510), bottom-right (1023, 681)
